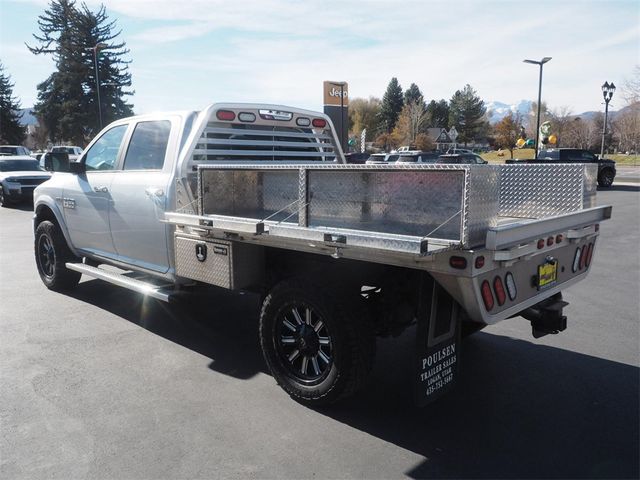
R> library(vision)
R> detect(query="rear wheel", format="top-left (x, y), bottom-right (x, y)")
top-left (34, 220), bottom-right (81, 291)
top-left (259, 279), bottom-right (375, 406)
top-left (598, 169), bottom-right (614, 187)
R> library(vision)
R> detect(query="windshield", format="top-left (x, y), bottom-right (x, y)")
top-left (0, 160), bottom-right (44, 172)
top-left (0, 147), bottom-right (19, 155)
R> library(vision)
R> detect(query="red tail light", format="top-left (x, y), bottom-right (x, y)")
top-left (312, 118), bottom-right (327, 128)
top-left (481, 280), bottom-right (494, 311)
top-left (579, 244), bottom-right (588, 270)
top-left (537, 239), bottom-right (545, 249)
top-left (216, 110), bottom-right (236, 121)
top-left (555, 234), bottom-right (563, 244)
top-left (585, 243), bottom-right (594, 267)
top-left (475, 256), bottom-right (485, 269)
top-left (493, 276), bottom-right (506, 306)
top-left (547, 236), bottom-right (554, 246)
top-left (449, 256), bottom-right (467, 269)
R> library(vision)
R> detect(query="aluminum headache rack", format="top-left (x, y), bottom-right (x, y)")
top-left (166, 162), bottom-right (611, 264)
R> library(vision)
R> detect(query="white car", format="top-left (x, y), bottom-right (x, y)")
top-left (0, 145), bottom-right (31, 157)
top-left (51, 145), bottom-right (84, 161)
top-left (0, 156), bottom-right (51, 206)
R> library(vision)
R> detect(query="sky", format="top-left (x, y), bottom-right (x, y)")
top-left (1, 0), bottom-right (638, 116)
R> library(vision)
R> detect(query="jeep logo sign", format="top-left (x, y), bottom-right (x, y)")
top-left (323, 81), bottom-right (349, 106)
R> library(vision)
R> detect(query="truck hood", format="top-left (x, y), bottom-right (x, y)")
top-left (0, 171), bottom-right (52, 181)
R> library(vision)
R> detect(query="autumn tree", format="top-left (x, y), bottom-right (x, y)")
top-left (448, 84), bottom-right (487, 145)
top-left (393, 100), bottom-right (428, 147)
top-left (348, 96), bottom-right (382, 143)
top-left (378, 77), bottom-right (404, 132)
top-left (0, 63), bottom-right (26, 145)
top-left (493, 112), bottom-right (521, 158)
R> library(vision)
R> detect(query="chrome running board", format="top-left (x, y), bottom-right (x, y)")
top-left (65, 263), bottom-right (174, 302)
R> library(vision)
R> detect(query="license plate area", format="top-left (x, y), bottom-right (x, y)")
top-left (537, 258), bottom-right (558, 290)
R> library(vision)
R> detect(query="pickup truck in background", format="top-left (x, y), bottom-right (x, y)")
top-left (33, 103), bottom-right (612, 406)
top-left (506, 148), bottom-right (617, 187)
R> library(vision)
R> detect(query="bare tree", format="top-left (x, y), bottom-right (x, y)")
top-left (549, 106), bottom-right (573, 147)
top-left (393, 100), bottom-right (428, 147)
top-left (620, 65), bottom-right (640, 105)
top-left (613, 103), bottom-right (640, 154)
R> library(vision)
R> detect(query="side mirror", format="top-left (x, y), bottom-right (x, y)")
top-left (69, 161), bottom-right (86, 174)
top-left (43, 152), bottom-right (70, 172)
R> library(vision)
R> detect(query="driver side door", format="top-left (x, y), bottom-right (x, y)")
top-left (63, 124), bottom-right (129, 259)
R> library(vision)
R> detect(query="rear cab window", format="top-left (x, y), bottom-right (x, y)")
top-left (123, 121), bottom-right (172, 171)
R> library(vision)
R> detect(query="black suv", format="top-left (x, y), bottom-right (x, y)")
top-left (507, 148), bottom-right (616, 187)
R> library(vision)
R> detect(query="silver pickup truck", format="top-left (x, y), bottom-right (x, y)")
top-left (33, 103), bottom-right (612, 406)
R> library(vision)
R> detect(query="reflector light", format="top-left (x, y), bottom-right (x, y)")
top-left (238, 112), bottom-right (256, 122)
top-left (475, 256), bottom-right (485, 269)
top-left (481, 280), bottom-right (494, 311)
top-left (555, 234), bottom-right (563, 244)
top-left (449, 256), bottom-right (467, 269)
top-left (579, 244), bottom-right (588, 270)
top-left (312, 118), bottom-right (327, 128)
top-left (505, 272), bottom-right (517, 301)
top-left (493, 276), bottom-right (506, 306)
top-left (216, 110), bottom-right (236, 121)
top-left (547, 236), bottom-right (554, 246)
top-left (296, 117), bottom-right (311, 127)
top-left (585, 243), bottom-right (594, 268)
top-left (595, 224), bottom-right (600, 232)
top-left (537, 239), bottom-right (545, 249)
top-left (572, 247), bottom-right (581, 273)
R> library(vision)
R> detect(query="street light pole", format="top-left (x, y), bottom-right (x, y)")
top-left (523, 57), bottom-right (552, 155)
top-left (600, 81), bottom-right (616, 159)
top-left (85, 43), bottom-right (107, 130)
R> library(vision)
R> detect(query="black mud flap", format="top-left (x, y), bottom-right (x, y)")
top-left (414, 274), bottom-right (461, 407)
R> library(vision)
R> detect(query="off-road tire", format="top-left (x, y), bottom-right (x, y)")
top-left (0, 186), bottom-right (13, 207)
top-left (597, 169), bottom-right (614, 188)
top-left (34, 220), bottom-right (81, 291)
top-left (259, 279), bottom-right (376, 407)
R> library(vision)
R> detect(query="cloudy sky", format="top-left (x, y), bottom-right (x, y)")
top-left (1, 0), bottom-right (638, 115)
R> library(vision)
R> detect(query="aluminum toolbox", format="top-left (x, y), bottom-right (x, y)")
top-left (174, 234), bottom-right (264, 289)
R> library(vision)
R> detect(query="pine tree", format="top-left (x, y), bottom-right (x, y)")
top-left (404, 83), bottom-right (425, 109)
top-left (0, 63), bottom-right (26, 145)
top-left (27, 0), bottom-right (133, 144)
top-left (426, 99), bottom-right (450, 129)
top-left (379, 77), bottom-right (404, 133)
top-left (448, 85), bottom-right (487, 145)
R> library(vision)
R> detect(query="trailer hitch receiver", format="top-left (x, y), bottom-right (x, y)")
top-left (520, 292), bottom-right (568, 339)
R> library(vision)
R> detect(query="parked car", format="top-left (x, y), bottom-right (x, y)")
top-left (445, 148), bottom-right (474, 154)
top-left (506, 148), bottom-right (616, 187)
top-left (51, 145), bottom-right (83, 161)
top-left (0, 145), bottom-right (31, 156)
top-left (0, 157), bottom-right (51, 206)
top-left (365, 153), bottom-right (400, 164)
top-left (438, 153), bottom-right (488, 164)
top-left (395, 152), bottom-right (440, 164)
top-left (344, 152), bottom-right (370, 164)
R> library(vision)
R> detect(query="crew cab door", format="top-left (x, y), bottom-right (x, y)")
top-left (63, 124), bottom-right (128, 258)
top-left (108, 119), bottom-right (174, 273)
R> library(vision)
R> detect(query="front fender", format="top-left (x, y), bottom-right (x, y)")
top-left (33, 195), bottom-right (81, 257)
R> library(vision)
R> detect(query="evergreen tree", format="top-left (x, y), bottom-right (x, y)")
top-left (404, 83), bottom-right (425, 109)
top-left (448, 85), bottom-right (487, 145)
top-left (28, 0), bottom-right (133, 144)
top-left (426, 99), bottom-right (450, 129)
top-left (378, 77), bottom-right (404, 133)
top-left (0, 63), bottom-right (26, 145)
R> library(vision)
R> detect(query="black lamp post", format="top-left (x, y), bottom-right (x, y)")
top-left (600, 81), bottom-right (616, 158)
top-left (85, 42), bottom-right (108, 130)
top-left (523, 57), bottom-right (552, 154)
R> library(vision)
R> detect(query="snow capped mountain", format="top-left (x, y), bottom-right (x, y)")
top-left (485, 100), bottom-right (532, 124)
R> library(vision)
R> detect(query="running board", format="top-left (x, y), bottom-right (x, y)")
top-left (65, 263), bottom-right (174, 302)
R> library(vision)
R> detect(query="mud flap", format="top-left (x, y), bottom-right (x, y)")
top-left (415, 274), bottom-right (461, 406)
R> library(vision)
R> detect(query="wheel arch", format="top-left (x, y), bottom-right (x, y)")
top-left (33, 199), bottom-right (80, 257)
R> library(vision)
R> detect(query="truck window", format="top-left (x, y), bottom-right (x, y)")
top-left (123, 121), bottom-right (171, 170)
top-left (84, 125), bottom-right (127, 171)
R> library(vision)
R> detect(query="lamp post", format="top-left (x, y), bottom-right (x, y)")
top-left (523, 57), bottom-right (552, 154)
top-left (600, 81), bottom-right (616, 158)
top-left (85, 42), bottom-right (108, 130)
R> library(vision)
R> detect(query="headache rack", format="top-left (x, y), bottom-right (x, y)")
top-left (168, 159), bottom-right (610, 267)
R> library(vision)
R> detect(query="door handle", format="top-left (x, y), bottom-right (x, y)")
top-left (145, 187), bottom-right (164, 197)
top-left (93, 186), bottom-right (108, 193)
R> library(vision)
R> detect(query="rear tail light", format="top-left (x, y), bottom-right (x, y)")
top-left (238, 112), bottom-right (256, 122)
top-left (555, 234), bottom-right (563, 244)
top-left (547, 236), bottom-right (554, 246)
top-left (449, 256), bottom-right (467, 269)
top-left (312, 118), bottom-right (327, 128)
top-left (585, 243), bottom-right (594, 267)
top-left (475, 256), bottom-right (485, 269)
top-left (493, 276), bottom-right (506, 306)
top-left (216, 110), bottom-right (236, 121)
top-left (572, 247), bottom-right (581, 273)
top-left (579, 245), bottom-right (588, 270)
top-left (595, 224), bottom-right (600, 232)
top-left (537, 239), bottom-right (545, 249)
top-left (296, 117), bottom-right (311, 127)
top-left (505, 272), bottom-right (517, 301)
top-left (481, 280), bottom-right (494, 311)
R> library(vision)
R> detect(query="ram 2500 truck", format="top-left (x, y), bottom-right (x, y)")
top-left (33, 103), bottom-right (612, 406)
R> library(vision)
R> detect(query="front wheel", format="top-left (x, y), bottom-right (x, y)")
top-left (0, 186), bottom-right (14, 207)
top-left (259, 279), bottom-right (375, 406)
top-left (598, 169), bottom-right (614, 187)
top-left (34, 220), bottom-right (81, 291)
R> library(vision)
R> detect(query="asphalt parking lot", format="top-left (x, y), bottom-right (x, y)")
top-left (1, 186), bottom-right (638, 479)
